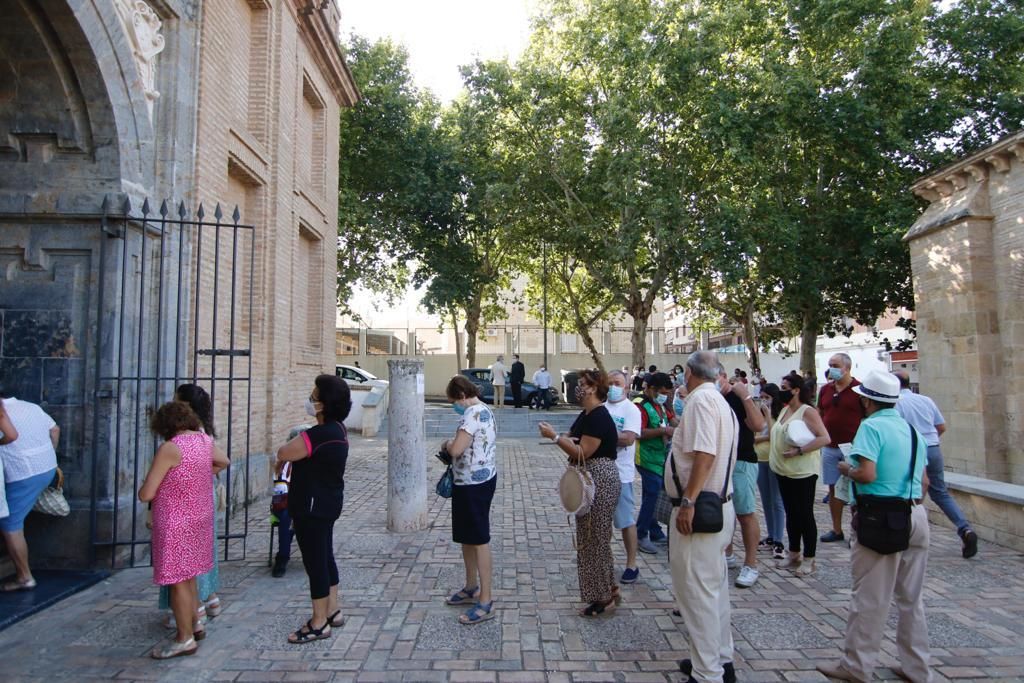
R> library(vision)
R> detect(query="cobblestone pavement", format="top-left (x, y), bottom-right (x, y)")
top-left (3, 436), bottom-right (1023, 682)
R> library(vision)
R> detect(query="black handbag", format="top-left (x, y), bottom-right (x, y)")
top-left (851, 427), bottom-right (918, 555)
top-left (669, 409), bottom-right (737, 534)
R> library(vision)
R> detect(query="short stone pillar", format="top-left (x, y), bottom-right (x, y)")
top-left (386, 359), bottom-right (428, 531)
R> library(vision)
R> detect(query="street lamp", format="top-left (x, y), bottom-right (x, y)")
top-left (542, 241), bottom-right (548, 369)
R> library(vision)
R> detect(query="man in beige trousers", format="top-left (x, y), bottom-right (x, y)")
top-left (817, 371), bottom-right (931, 683)
top-left (666, 351), bottom-right (739, 683)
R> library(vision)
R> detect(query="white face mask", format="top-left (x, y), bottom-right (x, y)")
top-left (305, 398), bottom-right (318, 417)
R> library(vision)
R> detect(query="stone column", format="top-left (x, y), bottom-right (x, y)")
top-left (386, 359), bottom-right (427, 531)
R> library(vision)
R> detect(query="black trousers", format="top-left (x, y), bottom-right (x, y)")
top-left (776, 473), bottom-right (818, 559)
top-left (293, 515), bottom-right (339, 599)
top-left (510, 381), bottom-right (523, 408)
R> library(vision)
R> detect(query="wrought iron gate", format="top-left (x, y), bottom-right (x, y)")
top-left (88, 198), bottom-right (255, 568)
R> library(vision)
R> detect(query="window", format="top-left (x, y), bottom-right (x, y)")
top-left (300, 75), bottom-right (326, 196)
top-left (297, 224), bottom-right (323, 350)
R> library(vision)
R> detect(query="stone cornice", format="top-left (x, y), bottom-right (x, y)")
top-left (911, 129), bottom-right (1023, 203)
top-left (291, 0), bottom-right (360, 107)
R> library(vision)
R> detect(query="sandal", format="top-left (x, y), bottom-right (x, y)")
top-left (459, 601), bottom-right (495, 625)
top-left (1, 578), bottom-right (37, 592)
top-left (151, 637), bottom-right (197, 659)
top-left (580, 598), bottom-right (616, 617)
top-left (445, 586), bottom-right (480, 606)
top-left (193, 622), bottom-right (206, 641)
top-left (205, 597), bottom-right (222, 618)
top-left (287, 619), bottom-right (331, 644)
top-left (327, 609), bottom-right (346, 628)
top-left (163, 604), bottom-right (206, 630)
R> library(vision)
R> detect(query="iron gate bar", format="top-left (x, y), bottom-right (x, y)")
top-left (87, 198), bottom-right (256, 568)
top-left (88, 199), bottom-right (113, 566)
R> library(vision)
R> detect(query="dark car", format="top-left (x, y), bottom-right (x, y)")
top-left (461, 368), bottom-right (559, 407)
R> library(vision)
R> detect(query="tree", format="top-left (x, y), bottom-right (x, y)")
top-left (336, 36), bottom-right (452, 317)
top-left (466, 0), bottom-right (719, 369)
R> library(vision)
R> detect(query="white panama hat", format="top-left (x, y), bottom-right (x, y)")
top-left (851, 370), bottom-right (901, 404)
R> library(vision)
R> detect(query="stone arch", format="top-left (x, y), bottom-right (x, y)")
top-left (0, 0), bottom-right (173, 205)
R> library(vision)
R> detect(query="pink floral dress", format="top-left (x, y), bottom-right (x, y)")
top-left (151, 432), bottom-right (215, 585)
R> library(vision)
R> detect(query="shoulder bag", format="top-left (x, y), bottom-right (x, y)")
top-left (558, 463), bottom-right (595, 517)
top-left (434, 448), bottom-right (454, 499)
top-left (668, 409), bottom-right (737, 533)
top-left (33, 467), bottom-right (71, 517)
top-left (850, 426), bottom-right (918, 555)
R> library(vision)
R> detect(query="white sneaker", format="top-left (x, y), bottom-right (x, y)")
top-left (725, 553), bottom-right (741, 569)
top-left (735, 565), bottom-right (759, 588)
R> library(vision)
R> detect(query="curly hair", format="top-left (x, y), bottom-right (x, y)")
top-left (150, 400), bottom-right (202, 441)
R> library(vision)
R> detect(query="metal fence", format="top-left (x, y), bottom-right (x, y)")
top-left (89, 198), bottom-right (255, 568)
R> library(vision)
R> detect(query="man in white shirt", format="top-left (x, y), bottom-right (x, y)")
top-left (531, 366), bottom-right (552, 410)
top-left (666, 351), bottom-right (739, 683)
top-left (604, 370), bottom-right (643, 584)
top-left (893, 371), bottom-right (977, 559)
top-left (490, 355), bottom-right (507, 408)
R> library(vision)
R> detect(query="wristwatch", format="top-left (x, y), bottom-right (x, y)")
top-left (679, 496), bottom-right (694, 508)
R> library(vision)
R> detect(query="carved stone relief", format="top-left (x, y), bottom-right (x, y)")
top-left (114, 0), bottom-right (166, 118)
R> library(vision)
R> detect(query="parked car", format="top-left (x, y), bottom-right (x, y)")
top-left (336, 364), bottom-right (386, 386)
top-left (460, 368), bottom-right (559, 407)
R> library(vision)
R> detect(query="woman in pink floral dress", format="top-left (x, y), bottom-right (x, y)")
top-left (139, 401), bottom-right (229, 659)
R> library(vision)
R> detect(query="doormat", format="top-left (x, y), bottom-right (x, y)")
top-left (0, 569), bottom-right (109, 632)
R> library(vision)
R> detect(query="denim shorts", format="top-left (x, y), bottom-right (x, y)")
top-left (613, 480), bottom-right (636, 530)
top-left (821, 446), bottom-right (845, 486)
top-left (732, 460), bottom-right (759, 516)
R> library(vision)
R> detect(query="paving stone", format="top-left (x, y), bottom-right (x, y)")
top-left (559, 614), bottom-right (669, 651)
top-left (0, 437), bottom-right (1020, 683)
top-left (414, 613), bottom-right (502, 652)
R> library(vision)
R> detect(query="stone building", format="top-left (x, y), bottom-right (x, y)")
top-left (0, 0), bottom-right (357, 568)
top-left (907, 130), bottom-right (1024, 548)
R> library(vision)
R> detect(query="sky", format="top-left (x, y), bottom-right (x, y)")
top-left (336, 1), bottom-right (536, 327)
top-left (338, 0), bottom-right (536, 104)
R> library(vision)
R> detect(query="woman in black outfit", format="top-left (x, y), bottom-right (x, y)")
top-left (538, 369), bottom-right (621, 616)
top-left (275, 374), bottom-right (351, 643)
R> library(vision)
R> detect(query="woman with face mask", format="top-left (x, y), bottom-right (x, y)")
top-left (539, 369), bottom-right (621, 616)
top-left (768, 373), bottom-right (831, 576)
top-left (440, 375), bottom-right (498, 624)
top-left (274, 375), bottom-right (352, 643)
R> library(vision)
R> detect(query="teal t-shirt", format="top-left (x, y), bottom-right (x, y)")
top-left (849, 408), bottom-right (927, 502)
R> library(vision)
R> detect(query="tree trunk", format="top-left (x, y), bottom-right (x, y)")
top-left (799, 310), bottom-right (818, 377)
top-left (741, 303), bottom-right (760, 374)
top-left (628, 304), bottom-right (650, 370)
top-left (451, 309), bottom-right (464, 372)
top-left (579, 326), bottom-right (604, 372)
top-left (464, 296), bottom-right (482, 368)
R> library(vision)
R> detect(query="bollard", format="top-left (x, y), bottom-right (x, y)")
top-left (386, 359), bottom-right (428, 531)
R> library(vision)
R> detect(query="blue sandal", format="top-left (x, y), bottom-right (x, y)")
top-left (445, 586), bottom-right (480, 605)
top-left (459, 601), bottom-right (495, 625)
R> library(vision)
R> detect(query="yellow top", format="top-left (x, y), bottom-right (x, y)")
top-left (769, 404), bottom-right (820, 479)
top-left (754, 415), bottom-right (772, 463)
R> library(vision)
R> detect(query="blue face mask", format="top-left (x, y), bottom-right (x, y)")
top-left (827, 367), bottom-right (843, 381)
top-left (673, 398), bottom-right (685, 415)
top-left (607, 385), bottom-right (624, 402)
top-left (452, 403), bottom-right (466, 415)
top-left (655, 393), bottom-right (668, 405)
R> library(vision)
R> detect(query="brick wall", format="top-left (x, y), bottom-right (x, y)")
top-left (193, 0), bottom-right (354, 497)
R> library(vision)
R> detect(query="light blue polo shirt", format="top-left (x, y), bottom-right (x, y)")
top-left (849, 408), bottom-right (927, 502)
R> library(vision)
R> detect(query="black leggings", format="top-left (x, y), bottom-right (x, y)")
top-left (776, 474), bottom-right (818, 559)
top-left (293, 516), bottom-right (339, 600)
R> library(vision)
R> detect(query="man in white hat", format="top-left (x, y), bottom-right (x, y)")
top-left (817, 371), bottom-right (931, 683)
